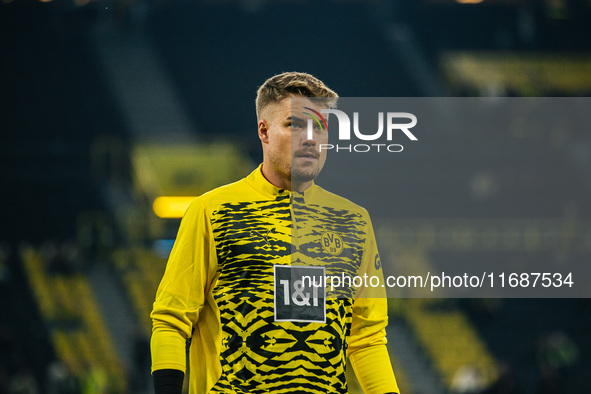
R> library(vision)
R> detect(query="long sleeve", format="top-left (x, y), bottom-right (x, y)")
top-left (150, 197), bottom-right (218, 373)
top-left (350, 344), bottom-right (399, 394)
top-left (347, 214), bottom-right (399, 393)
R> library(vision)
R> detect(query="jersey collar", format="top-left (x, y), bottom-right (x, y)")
top-left (248, 164), bottom-right (319, 202)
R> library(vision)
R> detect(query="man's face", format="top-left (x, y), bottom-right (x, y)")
top-left (260, 96), bottom-right (329, 189)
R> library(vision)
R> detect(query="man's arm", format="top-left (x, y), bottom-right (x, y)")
top-left (348, 214), bottom-right (399, 393)
top-left (348, 297), bottom-right (399, 393)
top-left (150, 198), bottom-right (216, 391)
top-left (350, 348), bottom-right (398, 394)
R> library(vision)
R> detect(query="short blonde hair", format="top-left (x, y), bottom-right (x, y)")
top-left (256, 72), bottom-right (338, 119)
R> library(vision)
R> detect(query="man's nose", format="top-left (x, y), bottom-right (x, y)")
top-left (302, 119), bottom-right (318, 145)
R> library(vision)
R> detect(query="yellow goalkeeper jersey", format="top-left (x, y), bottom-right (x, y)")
top-left (151, 165), bottom-right (398, 393)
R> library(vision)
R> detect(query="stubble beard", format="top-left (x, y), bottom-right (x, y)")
top-left (268, 150), bottom-right (323, 186)
top-left (290, 144), bottom-right (325, 184)
top-left (291, 163), bottom-right (320, 183)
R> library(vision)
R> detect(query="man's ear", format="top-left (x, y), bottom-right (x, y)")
top-left (258, 119), bottom-right (270, 144)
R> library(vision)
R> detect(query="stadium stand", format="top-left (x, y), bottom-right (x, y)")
top-left (1, 1), bottom-right (590, 392)
top-left (113, 248), bottom-right (168, 338)
top-left (0, 1), bottom-right (128, 242)
top-left (21, 246), bottom-right (126, 392)
top-left (0, 2), bottom-right (131, 390)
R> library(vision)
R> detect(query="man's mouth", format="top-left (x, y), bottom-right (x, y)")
top-left (295, 150), bottom-right (319, 159)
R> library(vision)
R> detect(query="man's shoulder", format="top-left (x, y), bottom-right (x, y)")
top-left (310, 185), bottom-right (369, 218)
top-left (191, 176), bottom-right (253, 208)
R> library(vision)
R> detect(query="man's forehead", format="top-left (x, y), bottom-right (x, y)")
top-left (289, 96), bottom-right (325, 112)
top-left (267, 96), bottom-right (326, 118)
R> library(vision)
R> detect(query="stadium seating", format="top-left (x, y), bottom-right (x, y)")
top-left (113, 248), bottom-right (168, 337)
top-left (21, 247), bottom-right (126, 392)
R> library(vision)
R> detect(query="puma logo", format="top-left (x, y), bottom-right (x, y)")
top-left (250, 228), bottom-right (276, 247)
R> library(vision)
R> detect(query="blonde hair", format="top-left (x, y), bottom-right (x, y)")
top-left (256, 72), bottom-right (338, 119)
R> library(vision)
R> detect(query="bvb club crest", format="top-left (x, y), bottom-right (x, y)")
top-left (321, 231), bottom-right (344, 256)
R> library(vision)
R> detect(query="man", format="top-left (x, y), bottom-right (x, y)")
top-left (151, 72), bottom-right (399, 393)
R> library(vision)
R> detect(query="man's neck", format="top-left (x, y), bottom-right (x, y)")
top-left (260, 164), bottom-right (312, 192)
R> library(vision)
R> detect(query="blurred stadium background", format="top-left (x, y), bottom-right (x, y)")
top-left (1, 0), bottom-right (591, 392)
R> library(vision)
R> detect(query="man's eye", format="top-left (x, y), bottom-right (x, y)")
top-left (290, 122), bottom-right (304, 129)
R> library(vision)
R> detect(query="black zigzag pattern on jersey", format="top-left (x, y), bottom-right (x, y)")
top-left (292, 197), bottom-right (368, 299)
top-left (209, 195), bottom-right (361, 393)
